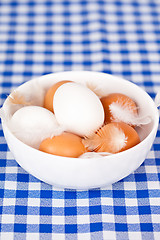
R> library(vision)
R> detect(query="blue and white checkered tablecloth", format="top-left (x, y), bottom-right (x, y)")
top-left (0, 0), bottom-right (160, 239)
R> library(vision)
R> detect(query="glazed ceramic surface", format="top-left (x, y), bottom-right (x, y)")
top-left (1, 71), bottom-right (159, 189)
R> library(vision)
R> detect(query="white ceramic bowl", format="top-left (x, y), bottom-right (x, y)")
top-left (1, 71), bottom-right (159, 189)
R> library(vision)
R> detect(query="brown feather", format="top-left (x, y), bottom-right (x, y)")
top-left (83, 124), bottom-right (127, 153)
top-left (8, 91), bottom-right (32, 106)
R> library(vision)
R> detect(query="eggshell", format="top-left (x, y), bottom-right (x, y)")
top-left (101, 93), bottom-right (138, 125)
top-left (83, 122), bottom-right (140, 153)
top-left (9, 106), bottom-right (60, 149)
top-left (39, 132), bottom-right (86, 158)
top-left (44, 80), bottom-right (71, 112)
top-left (53, 82), bottom-right (105, 136)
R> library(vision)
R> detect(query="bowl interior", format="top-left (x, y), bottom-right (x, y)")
top-left (3, 71), bottom-right (158, 143)
top-left (1, 71), bottom-right (159, 189)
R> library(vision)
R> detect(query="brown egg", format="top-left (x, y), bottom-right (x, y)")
top-left (44, 80), bottom-right (71, 112)
top-left (39, 132), bottom-right (86, 158)
top-left (100, 93), bottom-right (138, 125)
top-left (83, 122), bottom-right (140, 154)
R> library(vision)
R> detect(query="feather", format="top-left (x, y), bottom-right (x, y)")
top-left (0, 107), bottom-right (6, 121)
top-left (155, 91), bottom-right (160, 108)
top-left (83, 124), bottom-right (128, 153)
top-left (50, 125), bottom-right (66, 138)
top-left (79, 151), bottom-right (112, 158)
top-left (8, 91), bottom-right (32, 106)
top-left (86, 81), bottom-right (103, 97)
top-left (9, 119), bottom-right (65, 149)
top-left (28, 80), bottom-right (45, 106)
top-left (0, 107), bottom-right (13, 125)
top-left (109, 102), bottom-right (151, 126)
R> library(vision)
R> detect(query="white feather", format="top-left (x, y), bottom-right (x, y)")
top-left (85, 81), bottom-right (104, 97)
top-left (9, 124), bottom-right (65, 149)
top-left (0, 108), bottom-right (5, 120)
top-left (79, 152), bottom-right (112, 158)
top-left (109, 102), bottom-right (151, 126)
top-left (155, 91), bottom-right (160, 108)
top-left (108, 125), bottom-right (128, 153)
top-left (0, 107), bottom-right (12, 125)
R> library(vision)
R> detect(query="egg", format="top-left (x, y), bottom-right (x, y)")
top-left (83, 122), bottom-right (140, 153)
top-left (101, 93), bottom-right (138, 126)
top-left (39, 132), bottom-right (86, 158)
top-left (53, 82), bottom-right (105, 136)
top-left (9, 106), bottom-right (60, 149)
top-left (44, 80), bottom-right (71, 112)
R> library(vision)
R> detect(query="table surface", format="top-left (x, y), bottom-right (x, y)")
top-left (0, 0), bottom-right (160, 239)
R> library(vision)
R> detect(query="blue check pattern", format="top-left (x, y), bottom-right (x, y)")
top-left (0, 0), bottom-right (160, 239)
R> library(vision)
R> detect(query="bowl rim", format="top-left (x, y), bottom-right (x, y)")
top-left (1, 71), bottom-right (159, 161)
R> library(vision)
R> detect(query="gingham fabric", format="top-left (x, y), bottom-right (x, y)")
top-left (0, 0), bottom-right (160, 239)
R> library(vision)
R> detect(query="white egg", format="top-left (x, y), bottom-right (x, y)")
top-left (9, 106), bottom-right (60, 149)
top-left (53, 82), bottom-right (104, 136)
